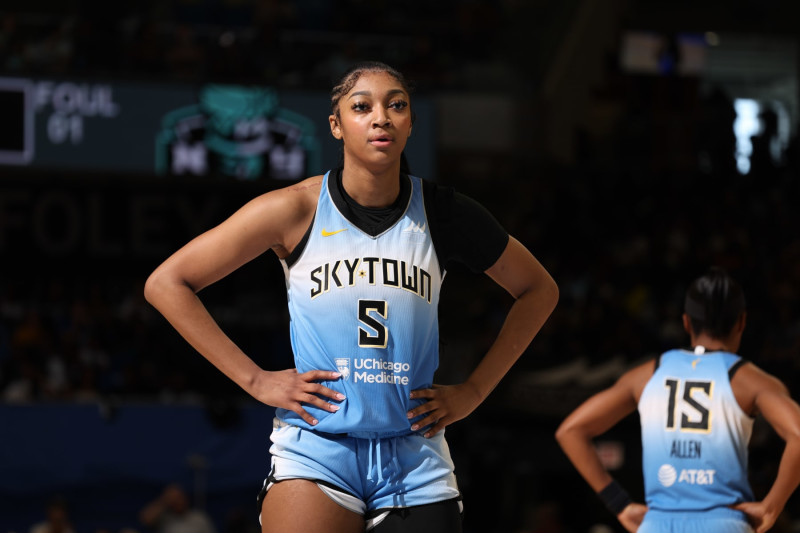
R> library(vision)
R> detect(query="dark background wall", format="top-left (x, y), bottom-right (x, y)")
top-left (2, 1), bottom-right (800, 532)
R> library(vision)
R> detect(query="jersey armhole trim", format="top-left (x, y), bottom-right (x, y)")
top-left (728, 358), bottom-right (748, 380)
top-left (283, 211), bottom-right (315, 268)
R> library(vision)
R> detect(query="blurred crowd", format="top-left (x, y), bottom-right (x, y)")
top-left (0, 0), bottom-right (566, 91)
top-left (23, 483), bottom-right (252, 533)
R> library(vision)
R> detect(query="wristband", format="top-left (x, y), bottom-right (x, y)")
top-left (597, 480), bottom-right (632, 515)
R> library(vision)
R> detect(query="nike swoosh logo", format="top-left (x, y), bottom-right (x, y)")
top-left (321, 228), bottom-right (348, 237)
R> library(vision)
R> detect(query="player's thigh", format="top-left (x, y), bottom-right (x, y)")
top-left (370, 499), bottom-right (462, 533)
top-left (261, 479), bottom-right (365, 533)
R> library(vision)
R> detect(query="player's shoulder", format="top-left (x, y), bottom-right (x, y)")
top-left (419, 177), bottom-right (493, 222)
top-left (731, 360), bottom-right (789, 394)
top-left (273, 174), bottom-right (323, 201)
top-left (416, 175), bottom-right (451, 199)
top-left (247, 175), bottom-right (322, 216)
top-left (619, 357), bottom-right (659, 400)
top-left (729, 360), bottom-right (794, 417)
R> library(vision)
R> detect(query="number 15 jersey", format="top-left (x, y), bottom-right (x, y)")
top-left (638, 349), bottom-right (754, 512)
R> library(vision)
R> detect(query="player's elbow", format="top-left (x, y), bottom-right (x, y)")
top-left (784, 416), bottom-right (800, 444)
top-left (554, 419), bottom-right (578, 448)
top-left (555, 412), bottom-right (597, 450)
top-left (518, 270), bottom-right (559, 314)
top-left (143, 268), bottom-right (180, 308)
top-left (542, 275), bottom-right (559, 313)
top-left (143, 270), bottom-right (162, 306)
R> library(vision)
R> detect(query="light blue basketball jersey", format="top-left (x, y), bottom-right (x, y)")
top-left (638, 348), bottom-right (754, 512)
top-left (278, 171), bottom-right (442, 436)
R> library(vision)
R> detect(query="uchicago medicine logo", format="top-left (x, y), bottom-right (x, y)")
top-left (334, 357), bottom-right (411, 385)
top-left (353, 358), bottom-right (411, 385)
top-left (335, 358), bottom-right (351, 381)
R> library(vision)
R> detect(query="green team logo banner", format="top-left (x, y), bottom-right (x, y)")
top-left (155, 85), bottom-right (321, 180)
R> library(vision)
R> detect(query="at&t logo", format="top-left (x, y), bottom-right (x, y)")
top-left (658, 464), bottom-right (716, 487)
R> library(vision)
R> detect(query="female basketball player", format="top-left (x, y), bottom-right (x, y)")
top-left (144, 61), bottom-right (559, 533)
top-left (556, 267), bottom-right (800, 533)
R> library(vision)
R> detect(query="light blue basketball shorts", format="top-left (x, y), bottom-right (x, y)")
top-left (638, 508), bottom-right (754, 533)
top-left (263, 418), bottom-right (461, 520)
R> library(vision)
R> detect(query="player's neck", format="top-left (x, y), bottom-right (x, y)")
top-left (341, 165), bottom-right (402, 208)
top-left (691, 333), bottom-right (735, 353)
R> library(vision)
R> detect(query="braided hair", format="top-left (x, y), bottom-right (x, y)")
top-left (684, 267), bottom-right (746, 338)
top-left (329, 61), bottom-right (415, 174)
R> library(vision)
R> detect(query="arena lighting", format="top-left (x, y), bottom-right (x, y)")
top-left (733, 99), bottom-right (791, 175)
top-left (734, 99), bottom-right (759, 175)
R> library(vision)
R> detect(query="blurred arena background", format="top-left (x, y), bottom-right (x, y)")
top-left (2, 0), bottom-right (800, 531)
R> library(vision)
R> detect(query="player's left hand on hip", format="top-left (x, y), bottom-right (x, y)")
top-left (407, 383), bottom-right (482, 437)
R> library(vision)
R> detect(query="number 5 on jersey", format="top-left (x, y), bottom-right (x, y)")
top-left (359, 299), bottom-right (388, 348)
top-left (664, 378), bottom-right (712, 432)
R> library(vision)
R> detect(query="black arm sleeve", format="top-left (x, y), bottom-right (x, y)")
top-left (423, 180), bottom-right (509, 274)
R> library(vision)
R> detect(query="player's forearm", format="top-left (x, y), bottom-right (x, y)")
top-left (555, 425), bottom-right (614, 492)
top-left (144, 274), bottom-right (263, 395)
top-left (555, 384), bottom-right (640, 493)
top-left (465, 279), bottom-right (558, 400)
top-left (763, 437), bottom-right (800, 514)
